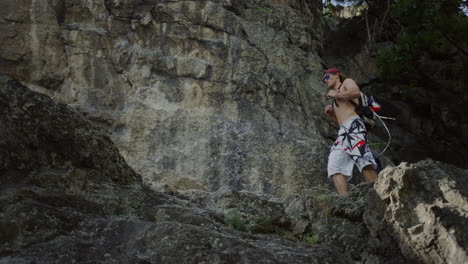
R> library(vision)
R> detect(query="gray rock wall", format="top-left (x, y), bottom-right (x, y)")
top-left (0, 74), bottom-right (355, 264)
top-left (370, 160), bottom-right (468, 264)
top-left (1, 73), bottom-right (466, 264)
top-left (0, 0), bottom-right (333, 196)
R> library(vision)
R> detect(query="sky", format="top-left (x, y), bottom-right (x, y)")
top-left (323, 0), bottom-right (354, 7)
top-left (324, 0), bottom-right (468, 15)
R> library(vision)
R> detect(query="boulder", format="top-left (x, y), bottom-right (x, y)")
top-left (369, 160), bottom-right (468, 264)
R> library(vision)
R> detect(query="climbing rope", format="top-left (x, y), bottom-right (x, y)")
top-left (374, 112), bottom-right (395, 156)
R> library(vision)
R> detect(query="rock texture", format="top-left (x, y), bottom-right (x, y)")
top-left (1, 75), bottom-right (466, 263)
top-left (0, 74), bottom-right (354, 264)
top-left (0, 0), bottom-right (338, 196)
top-left (297, 160), bottom-right (468, 264)
top-left (370, 160), bottom-right (468, 264)
top-left (172, 159), bottom-right (468, 264)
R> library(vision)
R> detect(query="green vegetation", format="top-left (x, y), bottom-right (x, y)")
top-left (322, 3), bottom-right (333, 17)
top-left (255, 4), bottom-right (269, 14)
top-left (324, 0), bottom-right (468, 124)
top-left (376, 0), bottom-right (468, 86)
top-left (225, 210), bottom-right (247, 231)
top-left (308, 184), bottom-right (333, 211)
top-left (224, 210), bottom-right (281, 234)
top-left (250, 215), bottom-right (276, 234)
top-left (304, 233), bottom-right (320, 245)
top-left (375, 0), bottom-right (468, 124)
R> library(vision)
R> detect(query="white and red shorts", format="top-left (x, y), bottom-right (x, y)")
top-left (327, 116), bottom-right (377, 181)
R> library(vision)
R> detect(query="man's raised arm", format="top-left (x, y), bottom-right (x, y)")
top-left (327, 79), bottom-right (360, 100)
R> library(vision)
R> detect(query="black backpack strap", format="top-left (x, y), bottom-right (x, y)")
top-left (349, 95), bottom-right (362, 110)
top-left (331, 82), bottom-right (344, 110)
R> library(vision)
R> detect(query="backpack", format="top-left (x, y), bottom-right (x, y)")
top-left (349, 92), bottom-right (381, 131)
top-left (350, 92), bottom-right (396, 156)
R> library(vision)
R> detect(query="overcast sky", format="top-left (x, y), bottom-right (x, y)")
top-left (323, 0), bottom-right (354, 6)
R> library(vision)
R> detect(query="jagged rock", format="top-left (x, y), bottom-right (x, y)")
top-left (0, 75), bottom-right (354, 263)
top-left (2, 0), bottom-right (467, 262)
top-left (369, 159), bottom-right (468, 264)
top-left (305, 183), bottom-right (408, 263)
top-left (0, 0), bottom-right (332, 196)
top-left (307, 160), bottom-right (468, 264)
top-left (2, 73), bottom-right (467, 264)
top-left (0, 74), bottom-right (139, 184)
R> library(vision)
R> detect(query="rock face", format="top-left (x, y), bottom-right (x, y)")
top-left (0, 0), bottom-right (336, 196)
top-left (0, 75), bottom-right (139, 185)
top-left (0, 74), bottom-right (354, 263)
top-left (1, 75), bottom-right (466, 263)
top-left (370, 160), bottom-right (468, 264)
top-left (304, 160), bottom-right (468, 264)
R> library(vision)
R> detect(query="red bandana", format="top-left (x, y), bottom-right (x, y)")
top-left (324, 68), bottom-right (341, 74)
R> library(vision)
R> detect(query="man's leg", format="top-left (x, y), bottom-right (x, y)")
top-left (362, 165), bottom-right (377, 182)
top-left (332, 173), bottom-right (348, 195)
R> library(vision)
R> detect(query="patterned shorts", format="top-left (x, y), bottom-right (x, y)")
top-left (327, 116), bottom-right (377, 181)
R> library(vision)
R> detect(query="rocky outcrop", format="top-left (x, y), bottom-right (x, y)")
top-left (0, 74), bottom-right (139, 185)
top-left (0, 74), bottom-right (354, 263)
top-left (308, 160), bottom-right (468, 264)
top-left (0, 0), bottom-right (338, 196)
top-left (370, 160), bottom-right (468, 264)
top-left (1, 75), bottom-right (466, 263)
top-left (168, 159), bottom-right (468, 264)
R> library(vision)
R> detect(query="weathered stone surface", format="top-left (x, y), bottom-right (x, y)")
top-left (0, 74), bottom-right (139, 184)
top-left (370, 160), bottom-right (468, 264)
top-left (306, 160), bottom-right (468, 264)
top-left (0, 74), bottom-right (354, 263)
top-left (278, 159), bottom-right (468, 264)
top-left (0, 0), bottom-right (332, 196)
top-left (2, 0), bottom-right (467, 262)
top-left (2, 74), bottom-right (467, 263)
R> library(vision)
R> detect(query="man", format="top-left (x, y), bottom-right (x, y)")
top-left (323, 68), bottom-right (378, 195)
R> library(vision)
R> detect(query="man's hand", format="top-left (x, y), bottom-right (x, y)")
top-left (327, 90), bottom-right (337, 98)
top-left (324, 105), bottom-right (338, 125)
top-left (325, 105), bottom-right (333, 115)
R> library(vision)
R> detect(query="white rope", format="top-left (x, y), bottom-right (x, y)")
top-left (378, 115), bottom-right (396, 120)
top-left (374, 112), bottom-right (393, 156)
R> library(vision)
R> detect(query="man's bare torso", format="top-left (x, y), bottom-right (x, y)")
top-left (333, 97), bottom-right (359, 126)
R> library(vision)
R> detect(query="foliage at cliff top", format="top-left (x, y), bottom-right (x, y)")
top-left (376, 0), bottom-right (468, 85)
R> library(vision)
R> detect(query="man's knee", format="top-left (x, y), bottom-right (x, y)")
top-left (331, 173), bottom-right (348, 195)
top-left (362, 165), bottom-right (378, 182)
top-left (331, 173), bottom-right (348, 186)
top-left (331, 173), bottom-right (345, 180)
top-left (362, 164), bottom-right (375, 171)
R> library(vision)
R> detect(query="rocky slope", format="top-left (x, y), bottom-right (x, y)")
top-left (1, 1), bottom-right (467, 263)
top-left (0, 74), bottom-right (353, 263)
top-left (1, 74), bottom-right (466, 263)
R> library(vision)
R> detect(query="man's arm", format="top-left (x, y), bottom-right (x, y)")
top-left (327, 79), bottom-right (360, 100)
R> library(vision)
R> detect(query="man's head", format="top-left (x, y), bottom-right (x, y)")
top-left (323, 68), bottom-right (342, 89)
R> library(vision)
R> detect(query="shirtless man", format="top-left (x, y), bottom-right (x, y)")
top-left (323, 68), bottom-right (378, 195)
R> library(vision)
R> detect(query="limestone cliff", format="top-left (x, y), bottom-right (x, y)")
top-left (1, 1), bottom-right (467, 263)
top-left (0, 74), bottom-right (354, 263)
top-left (1, 0), bottom-right (337, 196)
top-left (1, 74), bottom-right (466, 263)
